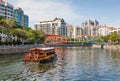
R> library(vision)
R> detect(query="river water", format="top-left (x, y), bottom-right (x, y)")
top-left (0, 47), bottom-right (120, 81)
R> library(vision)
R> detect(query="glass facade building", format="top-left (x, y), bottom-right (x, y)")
top-left (14, 8), bottom-right (24, 26)
top-left (14, 8), bottom-right (29, 27)
top-left (24, 15), bottom-right (29, 27)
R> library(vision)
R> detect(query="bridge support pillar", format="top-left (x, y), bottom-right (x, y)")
top-left (101, 45), bottom-right (104, 48)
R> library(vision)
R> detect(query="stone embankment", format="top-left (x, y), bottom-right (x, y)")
top-left (91, 44), bottom-right (120, 53)
top-left (0, 45), bottom-right (43, 55)
top-left (104, 44), bottom-right (120, 52)
top-left (0, 44), bottom-right (119, 54)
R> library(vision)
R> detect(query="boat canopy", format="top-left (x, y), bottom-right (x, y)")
top-left (29, 47), bottom-right (54, 51)
top-left (38, 47), bottom-right (54, 50)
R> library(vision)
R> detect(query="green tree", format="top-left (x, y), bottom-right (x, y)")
top-left (26, 30), bottom-right (37, 43)
top-left (26, 29), bottom-right (45, 44)
top-left (0, 19), bottom-right (7, 26)
top-left (101, 36), bottom-right (109, 42)
top-left (6, 18), bottom-right (16, 28)
top-left (0, 16), bottom-right (5, 20)
top-left (98, 32), bottom-right (119, 44)
top-left (107, 32), bottom-right (119, 42)
top-left (35, 30), bottom-right (45, 43)
top-left (0, 16), bottom-right (45, 44)
top-left (10, 28), bottom-right (27, 38)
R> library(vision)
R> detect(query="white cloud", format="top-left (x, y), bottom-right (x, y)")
top-left (9, 0), bottom-right (81, 28)
top-left (5, 0), bottom-right (120, 28)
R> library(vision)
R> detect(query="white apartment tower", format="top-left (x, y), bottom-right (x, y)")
top-left (35, 17), bottom-right (67, 36)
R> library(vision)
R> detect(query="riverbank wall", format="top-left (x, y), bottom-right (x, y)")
top-left (0, 44), bottom-right (119, 55)
top-left (104, 45), bottom-right (120, 52)
top-left (45, 44), bottom-right (92, 47)
top-left (0, 45), bottom-right (42, 55)
top-left (0, 44), bottom-right (92, 54)
top-left (92, 44), bottom-right (120, 53)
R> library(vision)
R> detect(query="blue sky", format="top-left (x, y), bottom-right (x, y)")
top-left (5, 0), bottom-right (120, 28)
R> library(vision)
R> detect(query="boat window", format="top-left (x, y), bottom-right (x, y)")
top-left (35, 49), bottom-right (38, 54)
top-left (31, 50), bottom-right (36, 54)
top-left (39, 51), bottom-right (45, 55)
top-left (46, 51), bottom-right (55, 56)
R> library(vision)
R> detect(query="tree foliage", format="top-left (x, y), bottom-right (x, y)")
top-left (97, 32), bottom-right (119, 43)
top-left (0, 17), bottom-right (46, 44)
top-left (107, 32), bottom-right (119, 42)
top-left (6, 18), bottom-right (16, 28)
top-left (26, 30), bottom-right (45, 44)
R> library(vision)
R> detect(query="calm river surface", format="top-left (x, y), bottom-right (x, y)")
top-left (0, 47), bottom-right (120, 81)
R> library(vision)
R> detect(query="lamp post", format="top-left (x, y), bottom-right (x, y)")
top-left (35, 25), bottom-right (38, 44)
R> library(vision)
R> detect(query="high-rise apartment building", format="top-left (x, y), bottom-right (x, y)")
top-left (14, 8), bottom-right (24, 26)
top-left (24, 15), bottom-right (29, 27)
top-left (81, 19), bottom-right (99, 38)
top-left (0, 0), bottom-right (13, 18)
top-left (98, 24), bottom-right (110, 36)
top-left (67, 19), bottom-right (99, 40)
top-left (14, 8), bottom-right (29, 27)
top-left (35, 17), bottom-right (67, 36)
top-left (0, 0), bottom-right (29, 27)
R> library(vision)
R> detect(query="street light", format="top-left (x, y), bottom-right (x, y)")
top-left (35, 25), bottom-right (38, 44)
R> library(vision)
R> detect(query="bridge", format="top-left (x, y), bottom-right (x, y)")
top-left (65, 36), bottom-right (106, 48)
top-left (87, 42), bottom-right (106, 48)
top-left (45, 35), bottom-right (106, 48)
top-left (87, 42), bottom-right (105, 45)
top-left (79, 36), bottom-right (106, 48)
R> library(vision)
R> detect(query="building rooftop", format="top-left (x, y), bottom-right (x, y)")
top-left (82, 19), bottom-right (99, 26)
top-left (108, 27), bottom-right (117, 31)
top-left (5, 2), bottom-right (13, 7)
top-left (0, 0), bottom-right (6, 5)
top-left (0, 0), bottom-right (13, 7)
top-left (40, 17), bottom-right (64, 23)
top-left (40, 17), bottom-right (55, 22)
top-left (14, 8), bottom-right (23, 11)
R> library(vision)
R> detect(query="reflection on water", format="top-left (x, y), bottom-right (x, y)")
top-left (0, 47), bottom-right (120, 81)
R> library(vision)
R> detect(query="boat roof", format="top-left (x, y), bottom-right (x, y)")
top-left (38, 47), bottom-right (54, 50)
top-left (30, 47), bottom-right (54, 51)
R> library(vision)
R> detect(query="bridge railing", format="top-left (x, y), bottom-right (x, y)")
top-left (88, 42), bottom-right (106, 45)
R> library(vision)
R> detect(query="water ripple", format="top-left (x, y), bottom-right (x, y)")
top-left (0, 47), bottom-right (120, 81)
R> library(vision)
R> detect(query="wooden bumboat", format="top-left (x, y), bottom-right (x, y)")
top-left (24, 47), bottom-right (56, 63)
